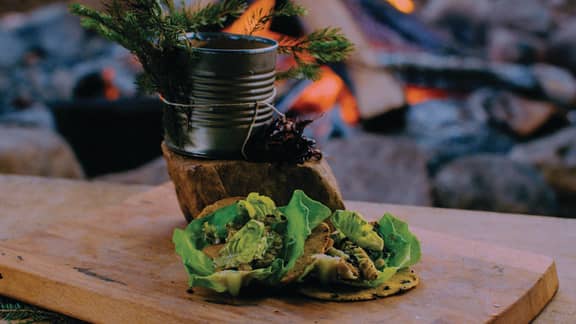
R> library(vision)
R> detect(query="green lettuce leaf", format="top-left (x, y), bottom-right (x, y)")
top-left (192, 259), bottom-right (282, 296)
top-left (238, 192), bottom-right (282, 222)
top-left (276, 190), bottom-right (332, 278)
top-left (213, 219), bottom-right (268, 269)
top-left (173, 227), bottom-right (214, 277)
top-left (309, 212), bottom-right (421, 288)
top-left (331, 210), bottom-right (384, 251)
top-left (201, 203), bottom-right (241, 243)
top-left (377, 213), bottom-right (421, 268)
top-left (174, 190), bottom-right (332, 295)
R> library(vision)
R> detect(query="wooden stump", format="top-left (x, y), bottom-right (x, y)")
top-left (162, 143), bottom-right (346, 221)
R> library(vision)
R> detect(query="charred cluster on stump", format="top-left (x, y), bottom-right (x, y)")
top-left (251, 116), bottom-right (323, 164)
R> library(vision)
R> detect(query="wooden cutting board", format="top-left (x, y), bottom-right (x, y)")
top-left (0, 185), bottom-right (558, 323)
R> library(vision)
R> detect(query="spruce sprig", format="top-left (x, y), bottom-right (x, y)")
top-left (245, 1), bottom-right (307, 35)
top-left (278, 27), bottom-right (354, 64)
top-left (70, 0), bottom-right (354, 95)
top-left (0, 297), bottom-right (80, 324)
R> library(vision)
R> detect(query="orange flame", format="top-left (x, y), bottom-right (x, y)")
top-left (387, 0), bottom-right (415, 14)
top-left (405, 85), bottom-right (448, 105)
top-left (102, 68), bottom-right (120, 101)
top-left (224, 0), bottom-right (275, 35)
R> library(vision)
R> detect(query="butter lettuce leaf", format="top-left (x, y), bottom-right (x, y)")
top-left (173, 227), bottom-right (214, 277)
top-left (213, 220), bottom-right (268, 269)
top-left (238, 192), bottom-right (282, 223)
top-left (192, 259), bottom-right (283, 296)
top-left (311, 212), bottom-right (421, 288)
top-left (332, 210), bottom-right (384, 251)
top-left (277, 190), bottom-right (332, 279)
top-left (377, 213), bottom-right (421, 268)
top-left (174, 190), bottom-right (332, 295)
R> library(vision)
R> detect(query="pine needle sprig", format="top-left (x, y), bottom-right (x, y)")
top-left (182, 0), bottom-right (247, 31)
top-left (0, 298), bottom-right (80, 324)
top-left (277, 63), bottom-right (321, 81)
top-left (70, 0), bottom-right (354, 93)
top-left (278, 27), bottom-right (354, 64)
top-left (246, 1), bottom-right (307, 35)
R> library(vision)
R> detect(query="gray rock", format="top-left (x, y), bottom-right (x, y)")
top-left (487, 27), bottom-right (546, 64)
top-left (0, 126), bottom-right (84, 179)
top-left (510, 127), bottom-right (576, 195)
top-left (322, 134), bottom-right (432, 206)
top-left (467, 89), bottom-right (563, 137)
top-left (37, 15), bottom-right (84, 61)
top-left (532, 64), bottom-right (576, 105)
top-left (489, 0), bottom-right (552, 34)
top-left (0, 104), bottom-right (55, 129)
top-left (434, 154), bottom-right (557, 215)
top-left (406, 99), bottom-right (516, 172)
top-left (547, 19), bottom-right (576, 73)
top-left (0, 31), bottom-right (26, 67)
top-left (420, 0), bottom-right (489, 47)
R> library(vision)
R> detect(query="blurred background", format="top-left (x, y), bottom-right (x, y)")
top-left (1, 0), bottom-right (576, 217)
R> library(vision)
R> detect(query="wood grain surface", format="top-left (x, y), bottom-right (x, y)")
top-left (0, 183), bottom-right (559, 323)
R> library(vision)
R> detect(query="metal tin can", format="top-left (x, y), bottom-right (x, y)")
top-left (163, 32), bottom-right (278, 159)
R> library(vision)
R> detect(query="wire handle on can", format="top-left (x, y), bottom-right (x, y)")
top-left (158, 89), bottom-right (284, 160)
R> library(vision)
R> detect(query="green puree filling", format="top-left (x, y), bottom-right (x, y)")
top-left (173, 190), bottom-right (421, 296)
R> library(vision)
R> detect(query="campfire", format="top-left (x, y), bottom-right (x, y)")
top-left (1, 0), bottom-right (576, 217)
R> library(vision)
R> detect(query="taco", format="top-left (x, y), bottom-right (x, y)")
top-left (173, 190), bottom-right (421, 300)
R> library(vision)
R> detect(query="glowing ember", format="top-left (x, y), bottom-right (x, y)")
top-left (405, 85), bottom-right (449, 105)
top-left (102, 68), bottom-right (120, 101)
top-left (387, 0), bottom-right (415, 14)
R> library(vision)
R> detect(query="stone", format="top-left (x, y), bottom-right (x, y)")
top-left (510, 127), bottom-right (576, 194)
top-left (487, 27), bottom-right (546, 64)
top-left (96, 157), bottom-right (169, 186)
top-left (162, 143), bottom-right (345, 222)
top-left (547, 19), bottom-right (576, 73)
top-left (467, 89), bottom-right (563, 137)
top-left (532, 64), bottom-right (576, 105)
top-left (421, 0), bottom-right (490, 23)
top-left (434, 154), bottom-right (557, 215)
top-left (0, 126), bottom-right (84, 179)
top-left (489, 0), bottom-right (552, 34)
top-left (322, 134), bottom-right (432, 206)
top-left (0, 103), bottom-right (56, 129)
top-left (0, 30), bottom-right (26, 68)
top-left (406, 99), bottom-right (515, 172)
top-left (420, 0), bottom-right (489, 46)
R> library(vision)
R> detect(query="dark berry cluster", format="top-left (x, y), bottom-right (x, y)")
top-left (258, 116), bottom-right (323, 164)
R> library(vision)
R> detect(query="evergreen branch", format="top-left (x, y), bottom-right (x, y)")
top-left (79, 18), bottom-right (125, 45)
top-left (69, 3), bottom-right (116, 31)
top-left (70, 0), bottom-right (354, 94)
top-left (135, 73), bottom-right (158, 95)
top-left (277, 63), bottom-right (321, 81)
top-left (184, 0), bottom-right (247, 30)
top-left (0, 298), bottom-right (79, 324)
top-left (279, 28), bottom-right (354, 64)
top-left (246, 1), bottom-right (307, 35)
top-left (159, 0), bottom-right (176, 13)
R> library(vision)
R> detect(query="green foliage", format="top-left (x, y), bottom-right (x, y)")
top-left (0, 297), bottom-right (80, 324)
top-left (245, 1), bottom-right (307, 35)
top-left (276, 63), bottom-right (322, 81)
top-left (70, 0), bottom-right (354, 95)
